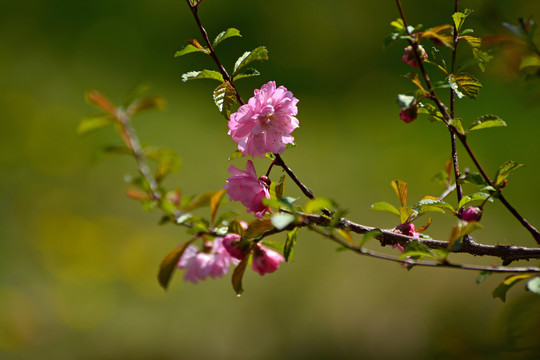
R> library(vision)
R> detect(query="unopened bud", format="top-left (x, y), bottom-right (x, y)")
top-left (258, 175), bottom-right (271, 188)
top-left (462, 206), bottom-right (483, 222)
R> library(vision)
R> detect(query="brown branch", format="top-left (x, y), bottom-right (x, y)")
top-left (396, 0), bottom-right (540, 244)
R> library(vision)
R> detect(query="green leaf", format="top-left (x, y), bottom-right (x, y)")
top-left (448, 73), bottom-right (482, 99)
top-left (453, 12), bottom-right (467, 33)
top-left (271, 213), bottom-right (295, 230)
top-left (390, 18), bottom-right (405, 32)
top-left (476, 270), bottom-right (491, 284)
top-left (421, 24), bottom-right (454, 48)
top-left (401, 241), bottom-right (439, 260)
top-left (210, 189), bottom-right (227, 227)
top-left (233, 68), bottom-right (261, 82)
top-left (459, 172), bottom-right (485, 185)
top-left (461, 35), bottom-right (481, 48)
top-left (399, 207), bottom-right (414, 224)
top-left (369, 202), bottom-right (400, 216)
top-left (493, 274), bottom-right (534, 302)
top-left (157, 240), bottom-right (195, 290)
top-left (182, 70), bottom-right (224, 83)
top-left (418, 102), bottom-right (444, 122)
top-left (494, 161), bottom-right (525, 187)
top-left (175, 39), bottom-right (209, 57)
top-left (519, 55), bottom-right (540, 74)
top-left (468, 114), bottom-right (507, 132)
top-left (418, 197), bottom-right (455, 212)
top-left (275, 175), bottom-right (285, 199)
top-left (391, 179), bottom-right (408, 207)
top-left (526, 277), bottom-right (540, 295)
top-left (213, 82), bottom-right (237, 119)
top-left (448, 118), bottom-right (466, 135)
top-left (305, 198), bottom-right (335, 214)
top-left (228, 150), bottom-right (243, 162)
top-left (284, 228), bottom-right (298, 262)
top-left (77, 115), bottom-right (114, 135)
top-left (359, 229), bottom-right (382, 248)
top-left (227, 219), bottom-right (246, 236)
top-left (426, 47), bottom-right (448, 74)
top-left (243, 218), bottom-right (274, 240)
top-left (213, 28), bottom-right (241, 48)
top-left (184, 192), bottom-right (214, 211)
top-left (233, 46), bottom-right (269, 75)
top-left (458, 192), bottom-right (491, 209)
top-left (232, 255), bottom-right (249, 296)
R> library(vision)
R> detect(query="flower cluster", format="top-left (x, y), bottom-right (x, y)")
top-left (392, 222), bottom-right (420, 252)
top-left (222, 234), bottom-right (284, 275)
top-left (228, 81), bottom-right (299, 158)
top-left (223, 160), bottom-right (270, 218)
top-left (177, 237), bottom-right (240, 284)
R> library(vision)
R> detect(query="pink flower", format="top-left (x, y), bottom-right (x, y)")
top-left (402, 45), bottom-right (428, 68)
top-left (251, 244), bottom-right (284, 275)
top-left (228, 81), bottom-right (299, 158)
top-left (177, 237), bottom-right (239, 284)
top-left (222, 233), bottom-right (248, 260)
top-left (223, 160), bottom-right (270, 218)
top-left (462, 206), bottom-right (483, 222)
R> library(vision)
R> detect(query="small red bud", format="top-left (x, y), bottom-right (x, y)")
top-left (400, 103), bottom-right (418, 123)
top-left (462, 206), bottom-right (483, 222)
top-left (258, 175), bottom-right (271, 188)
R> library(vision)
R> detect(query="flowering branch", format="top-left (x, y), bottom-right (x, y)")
top-left (396, 0), bottom-right (540, 245)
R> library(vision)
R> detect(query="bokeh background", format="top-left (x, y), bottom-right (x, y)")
top-left (2, 0), bottom-right (540, 359)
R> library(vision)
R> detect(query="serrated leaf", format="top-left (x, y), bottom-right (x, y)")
top-left (391, 179), bottom-right (408, 207)
top-left (421, 24), bottom-right (454, 49)
top-left (526, 277), bottom-right (540, 295)
top-left (459, 172), bottom-right (485, 185)
top-left (493, 274), bottom-right (534, 302)
top-left (233, 68), bottom-right (261, 82)
top-left (449, 73), bottom-right (482, 99)
top-left (157, 240), bottom-right (195, 290)
top-left (271, 213), bottom-right (295, 230)
top-left (453, 12), bottom-right (467, 33)
top-left (461, 35), bottom-right (481, 48)
top-left (494, 161), bottom-right (525, 187)
top-left (305, 198), bottom-right (335, 214)
top-left (458, 192), bottom-right (491, 209)
top-left (174, 44), bottom-right (208, 57)
top-left (418, 197), bottom-right (455, 212)
top-left (210, 189), bottom-right (227, 227)
top-left (468, 114), bottom-right (507, 132)
top-left (370, 202), bottom-right (400, 216)
top-left (232, 255), bottom-right (249, 296)
top-left (77, 115), bottom-right (114, 135)
top-left (233, 46), bottom-right (269, 75)
top-left (182, 70), bottom-right (224, 83)
top-left (213, 82), bottom-right (237, 119)
top-left (243, 218), bottom-right (274, 240)
top-left (284, 228), bottom-right (298, 262)
top-left (213, 28), bottom-right (241, 48)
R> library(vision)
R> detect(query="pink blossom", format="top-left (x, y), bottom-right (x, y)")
top-left (228, 81), bottom-right (299, 158)
top-left (462, 206), bottom-right (483, 222)
top-left (223, 160), bottom-right (270, 218)
top-left (177, 237), bottom-right (239, 284)
top-left (402, 45), bottom-right (428, 68)
top-left (222, 233), bottom-right (247, 260)
top-left (251, 244), bottom-right (285, 275)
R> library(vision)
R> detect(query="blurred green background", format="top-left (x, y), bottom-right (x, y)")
top-left (2, 0), bottom-right (540, 359)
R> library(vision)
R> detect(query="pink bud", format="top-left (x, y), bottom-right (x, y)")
top-left (251, 245), bottom-right (284, 276)
top-left (462, 206), bottom-right (483, 222)
top-left (393, 222), bottom-right (420, 238)
top-left (402, 45), bottom-right (428, 68)
top-left (222, 233), bottom-right (247, 260)
top-left (399, 103), bottom-right (418, 123)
